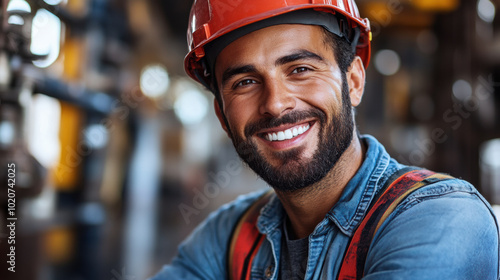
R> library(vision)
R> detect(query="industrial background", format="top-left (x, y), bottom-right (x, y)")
top-left (0, 0), bottom-right (499, 279)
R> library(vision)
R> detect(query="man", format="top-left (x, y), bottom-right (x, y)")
top-left (151, 0), bottom-right (499, 279)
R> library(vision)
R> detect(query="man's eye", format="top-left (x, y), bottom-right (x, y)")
top-left (235, 79), bottom-right (256, 88)
top-left (292, 67), bottom-right (310, 74)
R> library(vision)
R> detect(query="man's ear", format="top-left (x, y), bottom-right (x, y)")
top-left (347, 56), bottom-right (366, 107)
top-left (214, 99), bottom-right (231, 137)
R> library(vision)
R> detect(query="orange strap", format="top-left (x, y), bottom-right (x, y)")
top-left (227, 191), bottom-right (273, 280)
top-left (228, 169), bottom-right (453, 280)
top-left (337, 169), bottom-right (453, 279)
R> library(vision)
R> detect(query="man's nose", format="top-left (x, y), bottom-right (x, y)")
top-left (258, 80), bottom-right (296, 117)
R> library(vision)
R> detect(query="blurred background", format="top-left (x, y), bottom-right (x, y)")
top-left (0, 0), bottom-right (499, 279)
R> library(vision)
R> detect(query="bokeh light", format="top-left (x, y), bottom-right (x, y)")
top-left (478, 0), bottom-right (496, 23)
top-left (452, 79), bottom-right (473, 101)
top-left (31, 9), bottom-right (62, 68)
top-left (140, 64), bottom-right (170, 99)
top-left (6, 0), bottom-right (31, 13)
top-left (174, 89), bottom-right (209, 127)
top-left (374, 49), bottom-right (401, 76)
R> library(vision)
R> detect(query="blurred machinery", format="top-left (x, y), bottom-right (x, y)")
top-left (0, 0), bottom-right (132, 279)
top-left (0, 1), bottom-right (47, 278)
top-left (356, 0), bottom-right (500, 197)
top-left (0, 0), bottom-right (498, 280)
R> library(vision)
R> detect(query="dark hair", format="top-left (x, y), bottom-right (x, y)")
top-left (321, 27), bottom-right (356, 75)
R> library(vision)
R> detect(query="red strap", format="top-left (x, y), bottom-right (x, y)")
top-left (228, 191), bottom-right (273, 280)
top-left (228, 170), bottom-right (452, 280)
top-left (337, 169), bottom-right (453, 280)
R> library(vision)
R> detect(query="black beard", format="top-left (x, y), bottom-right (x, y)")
top-left (230, 76), bottom-right (354, 192)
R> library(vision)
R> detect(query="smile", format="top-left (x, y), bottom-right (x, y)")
top-left (263, 124), bottom-right (311, 142)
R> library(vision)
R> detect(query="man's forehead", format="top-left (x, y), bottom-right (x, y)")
top-left (215, 24), bottom-right (326, 67)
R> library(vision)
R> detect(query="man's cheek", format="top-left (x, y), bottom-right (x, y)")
top-left (235, 140), bottom-right (258, 163)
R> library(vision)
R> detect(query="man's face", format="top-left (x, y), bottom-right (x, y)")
top-left (214, 24), bottom-right (358, 192)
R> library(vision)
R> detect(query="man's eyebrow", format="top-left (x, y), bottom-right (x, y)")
top-left (275, 49), bottom-right (325, 66)
top-left (221, 65), bottom-right (257, 87)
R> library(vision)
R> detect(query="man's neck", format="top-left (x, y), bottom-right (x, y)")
top-left (274, 133), bottom-right (366, 240)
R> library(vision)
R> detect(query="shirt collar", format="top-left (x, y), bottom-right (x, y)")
top-left (326, 135), bottom-right (391, 236)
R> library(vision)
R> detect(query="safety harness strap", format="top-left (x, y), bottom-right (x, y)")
top-left (227, 191), bottom-right (274, 280)
top-left (228, 169), bottom-right (453, 280)
top-left (337, 169), bottom-right (453, 279)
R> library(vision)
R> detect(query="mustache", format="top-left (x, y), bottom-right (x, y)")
top-left (244, 108), bottom-right (326, 138)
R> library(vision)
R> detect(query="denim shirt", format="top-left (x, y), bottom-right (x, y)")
top-left (150, 135), bottom-right (500, 280)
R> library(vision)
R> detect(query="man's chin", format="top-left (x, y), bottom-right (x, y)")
top-left (247, 153), bottom-right (322, 192)
top-left (263, 146), bottom-right (306, 166)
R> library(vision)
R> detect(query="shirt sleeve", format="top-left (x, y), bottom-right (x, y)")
top-left (148, 190), bottom-right (265, 280)
top-left (363, 183), bottom-right (499, 280)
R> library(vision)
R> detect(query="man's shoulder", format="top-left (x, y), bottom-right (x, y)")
top-left (173, 189), bottom-right (271, 264)
top-left (377, 158), bottom-right (495, 218)
top-left (385, 163), bottom-right (481, 200)
top-left (366, 172), bottom-right (499, 279)
top-left (405, 175), bottom-right (476, 198)
top-left (219, 189), bottom-right (270, 214)
top-left (381, 168), bottom-right (497, 228)
top-left (200, 189), bottom-right (271, 233)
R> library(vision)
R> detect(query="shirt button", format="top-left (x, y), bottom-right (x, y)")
top-left (265, 266), bottom-right (273, 278)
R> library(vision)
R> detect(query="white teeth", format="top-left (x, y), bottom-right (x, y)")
top-left (264, 124), bottom-right (311, 142)
top-left (277, 131), bottom-right (285, 141)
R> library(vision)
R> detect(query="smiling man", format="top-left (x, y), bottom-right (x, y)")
top-left (151, 1), bottom-right (499, 279)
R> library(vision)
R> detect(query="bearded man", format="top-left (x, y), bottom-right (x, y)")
top-left (150, 1), bottom-right (499, 279)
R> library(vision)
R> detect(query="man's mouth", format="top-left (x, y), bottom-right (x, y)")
top-left (261, 123), bottom-right (311, 142)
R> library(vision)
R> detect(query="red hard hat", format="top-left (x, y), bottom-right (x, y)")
top-left (185, 0), bottom-right (372, 88)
